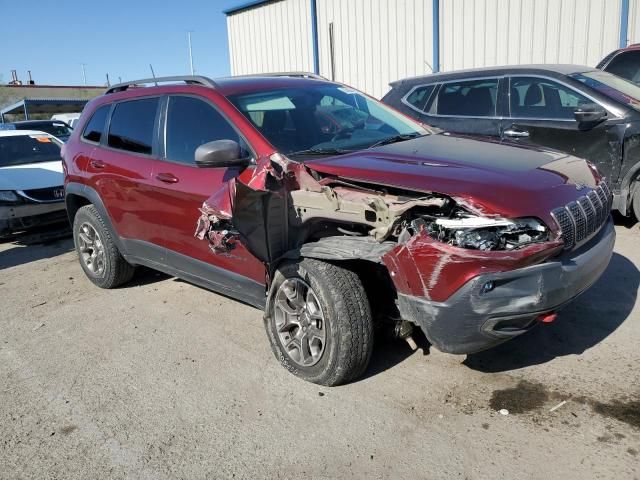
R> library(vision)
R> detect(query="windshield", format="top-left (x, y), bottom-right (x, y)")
top-left (571, 70), bottom-right (640, 111)
top-left (227, 84), bottom-right (427, 156)
top-left (15, 122), bottom-right (73, 139)
top-left (0, 135), bottom-right (61, 167)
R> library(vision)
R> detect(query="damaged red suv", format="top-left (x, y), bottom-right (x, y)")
top-left (63, 74), bottom-right (615, 386)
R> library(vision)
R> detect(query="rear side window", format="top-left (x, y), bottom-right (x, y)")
top-left (509, 77), bottom-right (591, 119)
top-left (108, 98), bottom-right (159, 155)
top-left (433, 78), bottom-right (498, 117)
top-left (404, 84), bottom-right (435, 111)
top-left (82, 105), bottom-right (110, 143)
top-left (603, 51), bottom-right (640, 83)
top-left (165, 96), bottom-right (243, 165)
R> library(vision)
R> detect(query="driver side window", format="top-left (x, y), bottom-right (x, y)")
top-left (165, 96), bottom-right (247, 165)
top-left (509, 77), bottom-right (592, 120)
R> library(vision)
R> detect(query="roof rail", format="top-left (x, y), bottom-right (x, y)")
top-left (233, 71), bottom-right (328, 80)
top-left (105, 75), bottom-right (218, 94)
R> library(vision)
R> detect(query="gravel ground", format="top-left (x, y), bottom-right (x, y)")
top-left (0, 222), bottom-right (638, 480)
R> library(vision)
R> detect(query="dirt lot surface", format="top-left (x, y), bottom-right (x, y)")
top-left (1, 223), bottom-right (639, 480)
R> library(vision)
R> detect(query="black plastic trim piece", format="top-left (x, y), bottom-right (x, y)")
top-left (123, 239), bottom-right (266, 309)
top-left (65, 182), bottom-right (127, 253)
top-left (105, 75), bottom-right (218, 94)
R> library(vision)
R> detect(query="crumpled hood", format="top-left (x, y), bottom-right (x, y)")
top-left (304, 133), bottom-right (599, 227)
top-left (0, 161), bottom-right (63, 191)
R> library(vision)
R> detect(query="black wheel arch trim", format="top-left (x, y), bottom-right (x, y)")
top-left (65, 182), bottom-right (128, 254)
top-left (616, 160), bottom-right (640, 216)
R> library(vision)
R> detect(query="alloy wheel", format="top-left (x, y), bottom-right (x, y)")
top-left (273, 278), bottom-right (327, 367)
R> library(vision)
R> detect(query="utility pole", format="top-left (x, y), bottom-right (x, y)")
top-left (81, 63), bottom-right (87, 85)
top-left (188, 31), bottom-right (194, 75)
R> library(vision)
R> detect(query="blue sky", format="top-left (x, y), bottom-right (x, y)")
top-left (1, 0), bottom-right (245, 86)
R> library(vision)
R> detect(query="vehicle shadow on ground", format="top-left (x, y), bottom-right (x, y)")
top-left (358, 329), bottom-right (432, 382)
top-left (612, 211), bottom-right (638, 229)
top-left (464, 252), bottom-right (639, 373)
top-left (0, 233), bottom-right (73, 270)
top-left (129, 267), bottom-right (171, 287)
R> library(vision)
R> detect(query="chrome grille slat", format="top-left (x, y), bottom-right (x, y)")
top-left (553, 183), bottom-right (611, 250)
top-left (568, 201), bottom-right (586, 240)
top-left (588, 191), bottom-right (603, 226)
top-left (577, 197), bottom-right (596, 235)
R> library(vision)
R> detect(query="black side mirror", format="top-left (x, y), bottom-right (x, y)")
top-left (574, 103), bottom-right (607, 130)
top-left (195, 140), bottom-right (250, 168)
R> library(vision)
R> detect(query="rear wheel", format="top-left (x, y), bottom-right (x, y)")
top-left (265, 258), bottom-right (374, 386)
top-left (73, 205), bottom-right (134, 288)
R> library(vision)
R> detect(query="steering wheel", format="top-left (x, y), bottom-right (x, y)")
top-left (330, 128), bottom-right (355, 142)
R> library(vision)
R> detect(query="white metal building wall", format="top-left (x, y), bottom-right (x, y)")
top-left (627, 0), bottom-right (640, 43)
top-left (315, 0), bottom-right (434, 99)
top-left (440, 0), bottom-right (622, 71)
top-left (227, 0), bottom-right (314, 75)
top-left (226, 0), bottom-right (633, 99)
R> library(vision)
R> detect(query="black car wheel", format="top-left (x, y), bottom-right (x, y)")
top-left (73, 205), bottom-right (134, 288)
top-left (633, 182), bottom-right (640, 222)
top-left (265, 258), bottom-right (374, 386)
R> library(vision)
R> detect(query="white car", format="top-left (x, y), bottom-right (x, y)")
top-left (0, 130), bottom-right (67, 236)
top-left (51, 113), bottom-right (81, 129)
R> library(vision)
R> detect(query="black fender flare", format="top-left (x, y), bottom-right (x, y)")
top-left (616, 163), bottom-right (640, 216)
top-left (65, 182), bottom-right (128, 255)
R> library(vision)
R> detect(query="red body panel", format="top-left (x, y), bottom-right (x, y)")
top-left (144, 159), bottom-right (265, 283)
top-left (382, 232), bottom-right (563, 302)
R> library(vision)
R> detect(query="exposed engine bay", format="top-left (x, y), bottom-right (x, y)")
top-left (289, 183), bottom-right (551, 251)
top-left (195, 153), bottom-right (554, 265)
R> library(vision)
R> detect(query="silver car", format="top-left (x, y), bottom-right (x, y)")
top-left (0, 130), bottom-right (67, 236)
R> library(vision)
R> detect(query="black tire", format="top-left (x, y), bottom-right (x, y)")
top-left (633, 181), bottom-right (640, 222)
top-left (73, 204), bottom-right (134, 288)
top-left (265, 258), bottom-right (374, 386)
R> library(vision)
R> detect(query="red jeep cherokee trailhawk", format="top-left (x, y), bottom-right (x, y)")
top-left (63, 74), bottom-right (615, 386)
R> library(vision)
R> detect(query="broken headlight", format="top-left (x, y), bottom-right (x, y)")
top-left (425, 216), bottom-right (550, 251)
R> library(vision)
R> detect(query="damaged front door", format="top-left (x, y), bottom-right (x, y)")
top-left (154, 94), bottom-right (265, 286)
top-left (196, 152), bottom-right (293, 271)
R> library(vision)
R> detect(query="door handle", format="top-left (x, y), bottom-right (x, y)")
top-left (90, 159), bottom-right (106, 169)
top-left (503, 128), bottom-right (530, 138)
top-left (155, 173), bottom-right (179, 184)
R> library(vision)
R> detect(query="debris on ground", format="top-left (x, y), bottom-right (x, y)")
top-left (549, 400), bottom-right (568, 412)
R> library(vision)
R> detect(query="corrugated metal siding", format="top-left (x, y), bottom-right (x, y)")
top-left (316, 0), bottom-right (434, 99)
top-left (226, 0), bottom-right (314, 75)
top-left (628, 0), bottom-right (640, 44)
top-left (226, 0), bottom-right (629, 97)
top-left (441, 0), bottom-right (621, 71)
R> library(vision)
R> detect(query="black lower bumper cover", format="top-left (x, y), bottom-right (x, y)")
top-left (398, 217), bottom-right (616, 355)
top-left (0, 209), bottom-right (69, 235)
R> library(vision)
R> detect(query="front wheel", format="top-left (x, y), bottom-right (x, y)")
top-left (265, 258), bottom-right (374, 386)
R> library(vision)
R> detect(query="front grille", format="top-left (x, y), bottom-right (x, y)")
top-left (19, 186), bottom-right (65, 203)
top-left (551, 182), bottom-right (612, 250)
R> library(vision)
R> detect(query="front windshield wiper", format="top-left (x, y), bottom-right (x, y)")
top-left (368, 132), bottom-right (425, 149)
top-left (288, 147), bottom-right (352, 157)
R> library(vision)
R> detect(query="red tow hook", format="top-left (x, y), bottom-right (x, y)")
top-left (538, 312), bottom-right (558, 324)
